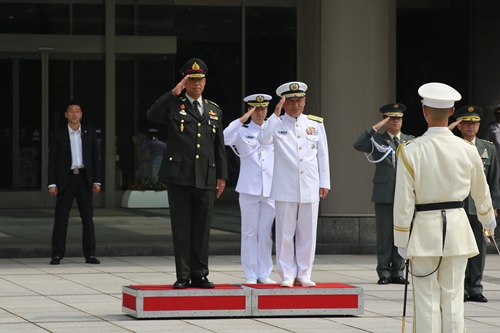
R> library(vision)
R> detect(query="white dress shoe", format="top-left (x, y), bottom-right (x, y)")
top-left (245, 277), bottom-right (257, 284)
top-left (294, 278), bottom-right (316, 287)
top-left (258, 277), bottom-right (277, 284)
top-left (280, 279), bottom-right (294, 287)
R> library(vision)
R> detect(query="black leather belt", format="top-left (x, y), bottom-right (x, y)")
top-left (415, 201), bottom-right (464, 211)
top-left (409, 201), bottom-right (463, 278)
top-left (71, 168), bottom-right (85, 174)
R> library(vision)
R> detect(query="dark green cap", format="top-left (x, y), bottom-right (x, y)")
top-left (454, 105), bottom-right (483, 122)
top-left (180, 58), bottom-right (208, 78)
top-left (379, 103), bottom-right (406, 117)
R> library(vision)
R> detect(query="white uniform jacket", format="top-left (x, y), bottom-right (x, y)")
top-left (224, 119), bottom-right (274, 196)
top-left (393, 127), bottom-right (495, 258)
top-left (258, 113), bottom-right (330, 203)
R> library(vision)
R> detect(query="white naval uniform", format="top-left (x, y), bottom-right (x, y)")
top-left (258, 113), bottom-right (330, 281)
top-left (224, 119), bottom-right (275, 280)
top-left (394, 127), bottom-right (495, 333)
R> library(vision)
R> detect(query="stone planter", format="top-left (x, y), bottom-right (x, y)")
top-left (121, 190), bottom-right (169, 208)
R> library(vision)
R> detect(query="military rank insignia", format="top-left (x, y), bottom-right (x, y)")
top-left (179, 104), bottom-right (187, 115)
top-left (306, 126), bottom-right (318, 135)
top-left (208, 110), bottom-right (218, 120)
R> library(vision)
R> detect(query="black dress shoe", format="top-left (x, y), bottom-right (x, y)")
top-left (173, 280), bottom-right (190, 289)
top-left (468, 294), bottom-right (488, 303)
top-left (390, 276), bottom-right (409, 285)
top-left (50, 257), bottom-right (60, 265)
top-left (190, 276), bottom-right (214, 288)
top-left (377, 277), bottom-right (390, 285)
top-left (85, 257), bottom-right (100, 264)
top-left (464, 294), bottom-right (469, 302)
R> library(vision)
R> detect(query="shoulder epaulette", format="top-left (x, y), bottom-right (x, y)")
top-left (242, 124), bottom-right (249, 128)
top-left (479, 138), bottom-right (494, 145)
top-left (307, 114), bottom-right (323, 123)
top-left (205, 99), bottom-right (221, 109)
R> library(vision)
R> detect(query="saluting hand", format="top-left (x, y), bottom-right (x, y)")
top-left (373, 117), bottom-right (390, 131)
top-left (448, 118), bottom-right (462, 131)
top-left (172, 75), bottom-right (190, 96)
top-left (274, 96), bottom-right (286, 116)
top-left (239, 107), bottom-right (256, 123)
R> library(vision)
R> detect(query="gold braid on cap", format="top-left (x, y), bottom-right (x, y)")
top-left (457, 116), bottom-right (481, 122)
top-left (248, 101), bottom-right (269, 107)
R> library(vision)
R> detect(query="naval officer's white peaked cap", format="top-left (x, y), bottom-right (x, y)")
top-left (243, 94), bottom-right (272, 107)
top-left (418, 82), bottom-right (461, 108)
top-left (276, 81), bottom-right (308, 98)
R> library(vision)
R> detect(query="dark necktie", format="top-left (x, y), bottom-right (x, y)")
top-left (393, 136), bottom-right (400, 147)
top-left (193, 100), bottom-right (202, 116)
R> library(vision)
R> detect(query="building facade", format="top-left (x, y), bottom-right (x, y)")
top-left (2, 0), bottom-right (500, 252)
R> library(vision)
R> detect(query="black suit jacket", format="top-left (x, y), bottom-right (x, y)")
top-left (48, 124), bottom-right (102, 192)
top-left (146, 91), bottom-right (228, 189)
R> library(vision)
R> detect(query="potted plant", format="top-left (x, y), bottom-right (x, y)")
top-left (121, 177), bottom-right (169, 208)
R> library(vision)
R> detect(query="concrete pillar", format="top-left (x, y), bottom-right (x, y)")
top-left (298, 0), bottom-right (397, 216)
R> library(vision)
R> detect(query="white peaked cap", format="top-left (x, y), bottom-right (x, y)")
top-left (276, 81), bottom-right (308, 98)
top-left (418, 82), bottom-right (461, 108)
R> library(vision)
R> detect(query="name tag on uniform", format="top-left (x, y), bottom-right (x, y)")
top-left (278, 130), bottom-right (287, 135)
top-left (245, 135), bottom-right (254, 139)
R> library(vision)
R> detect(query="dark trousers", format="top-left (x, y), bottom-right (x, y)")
top-left (374, 203), bottom-right (405, 278)
top-left (51, 171), bottom-right (96, 259)
top-left (166, 183), bottom-right (215, 281)
top-left (464, 214), bottom-right (487, 296)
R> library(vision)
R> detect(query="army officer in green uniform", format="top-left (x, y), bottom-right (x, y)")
top-left (452, 105), bottom-right (500, 302)
top-left (353, 103), bottom-right (413, 284)
top-left (147, 58), bottom-right (228, 289)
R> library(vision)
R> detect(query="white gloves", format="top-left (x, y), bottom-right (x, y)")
top-left (484, 219), bottom-right (497, 235)
top-left (398, 247), bottom-right (407, 259)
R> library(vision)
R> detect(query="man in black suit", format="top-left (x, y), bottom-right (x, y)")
top-left (147, 58), bottom-right (228, 289)
top-left (48, 102), bottom-right (102, 265)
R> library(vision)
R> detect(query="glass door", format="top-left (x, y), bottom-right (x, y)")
top-left (0, 52), bottom-right (105, 208)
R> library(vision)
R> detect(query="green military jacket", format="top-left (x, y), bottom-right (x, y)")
top-left (146, 91), bottom-right (228, 190)
top-left (465, 138), bottom-right (500, 214)
top-left (353, 127), bottom-right (413, 204)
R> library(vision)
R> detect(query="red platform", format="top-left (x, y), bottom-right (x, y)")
top-left (122, 282), bottom-right (363, 318)
top-left (245, 283), bottom-right (363, 316)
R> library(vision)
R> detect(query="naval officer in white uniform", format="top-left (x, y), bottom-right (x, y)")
top-left (258, 82), bottom-right (330, 287)
top-left (394, 82), bottom-right (497, 332)
top-left (224, 94), bottom-right (276, 284)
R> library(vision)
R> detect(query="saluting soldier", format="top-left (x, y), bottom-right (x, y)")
top-left (224, 94), bottom-right (276, 285)
top-left (452, 105), bottom-right (500, 303)
top-left (146, 58), bottom-right (228, 289)
top-left (353, 103), bottom-right (413, 285)
top-left (258, 82), bottom-right (330, 288)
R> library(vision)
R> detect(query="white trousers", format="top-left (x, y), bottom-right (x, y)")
top-left (274, 201), bottom-right (319, 281)
top-left (411, 255), bottom-right (468, 333)
top-left (239, 193), bottom-right (275, 279)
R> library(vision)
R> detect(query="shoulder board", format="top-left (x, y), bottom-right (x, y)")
top-left (242, 124), bottom-right (249, 128)
top-left (205, 99), bottom-right (221, 109)
top-left (403, 138), bottom-right (416, 145)
top-left (479, 138), bottom-right (495, 146)
top-left (307, 114), bottom-right (323, 123)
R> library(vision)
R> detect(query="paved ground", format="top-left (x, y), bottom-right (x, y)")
top-left (0, 255), bottom-right (499, 333)
top-left (0, 207), bottom-right (499, 332)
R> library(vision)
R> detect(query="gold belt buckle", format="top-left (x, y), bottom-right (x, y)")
top-left (73, 168), bottom-right (79, 174)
